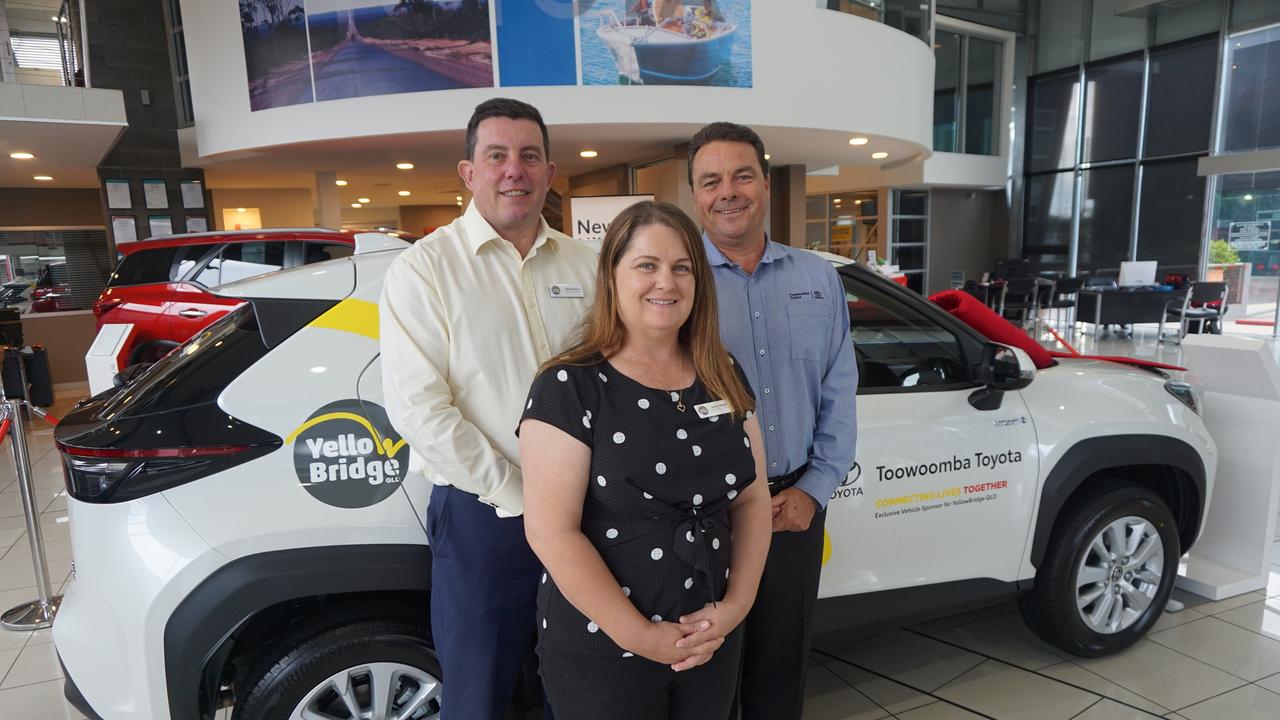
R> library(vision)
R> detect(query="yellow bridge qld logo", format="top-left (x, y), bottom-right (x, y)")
top-left (288, 399), bottom-right (407, 509)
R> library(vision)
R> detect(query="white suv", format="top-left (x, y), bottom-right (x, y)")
top-left (52, 240), bottom-right (1215, 720)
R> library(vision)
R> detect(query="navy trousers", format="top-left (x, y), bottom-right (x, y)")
top-left (428, 484), bottom-right (543, 720)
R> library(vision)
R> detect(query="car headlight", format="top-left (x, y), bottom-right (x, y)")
top-left (1164, 380), bottom-right (1199, 415)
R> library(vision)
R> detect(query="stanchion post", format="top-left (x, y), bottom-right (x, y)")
top-left (1, 398), bottom-right (60, 630)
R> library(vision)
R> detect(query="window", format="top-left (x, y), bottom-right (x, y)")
top-left (9, 34), bottom-right (63, 70)
top-left (303, 242), bottom-right (355, 264)
top-left (1082, 56), bottom-right (1143, 163)
top-left (1078, 165), bottom-right (1136, 274)
top-left (1027, 72), bottom-right (1081, 173)
top-left (807, 192), bottom-right (880, 263)
top-left (1222, 25), bottom-right (1280, 153)
top-left (890, 190), bottom-right (928, 293)
top-left (934, 28), bottom-right (1003, 156)
top-left (195, 242), bottom-right (287, 287)
top-left (817, 1), bottom-right (934, 46)
top-left (965, 37), bottom-right (1002, 156)
top-left (108, 245), bottom-right (213, 287)
top-left (841, 273), bottom-right (970, 392)
top-left (934, 31), bottom-right (962, 153)
top-left (1230, 0), bottom-right (1280, 32)
top-left (1145, 38), bottom-right (1217, 157)
top-left (1136, 159), bottom-right (1207, 277)
top-left (1209, 171), bottom-right (1280, 308)
top-left (1023, 171), bottom-right (1075, 272)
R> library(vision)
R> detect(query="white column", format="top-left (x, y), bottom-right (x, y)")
top-left (315, 171), bottom-right (341, 229)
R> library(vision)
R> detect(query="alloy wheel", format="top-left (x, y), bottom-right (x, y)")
top-left (289, 661), bottom-right (441, 720)
top-left (1075, 515), bottom-right (1164, 634)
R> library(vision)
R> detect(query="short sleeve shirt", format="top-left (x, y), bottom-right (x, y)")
top-left (520, 357), bottom-right (757, 656)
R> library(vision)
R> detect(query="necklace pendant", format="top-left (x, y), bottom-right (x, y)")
top-left (676, 400), bottom-right (686, 412)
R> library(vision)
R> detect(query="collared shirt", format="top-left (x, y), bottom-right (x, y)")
top-left (704, 235), bottom-right (859, 509)
top-left (380, 202), bottom-right (598, 516)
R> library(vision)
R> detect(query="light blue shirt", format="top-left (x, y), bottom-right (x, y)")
top-left (704, 236), bottom-right (858, 509)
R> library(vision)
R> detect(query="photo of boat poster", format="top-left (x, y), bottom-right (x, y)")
top-left (580, 0), bottom-right (752, 87)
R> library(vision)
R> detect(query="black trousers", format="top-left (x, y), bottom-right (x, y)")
top-left (732, 507), bottom-right (827, 720)
top-left (539, 628), bottom-right (743, 720)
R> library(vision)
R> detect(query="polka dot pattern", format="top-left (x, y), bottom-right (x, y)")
top-left (520, 360), bottom-right (758, 656)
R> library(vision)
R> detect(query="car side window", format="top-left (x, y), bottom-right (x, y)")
top-left (302, 242), bottom-right (354, 265)
top-left (195, 242), bottom-right (287, 287)
top-left (842, 274), bottom-right (972, 393)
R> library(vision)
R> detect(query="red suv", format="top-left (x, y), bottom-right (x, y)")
top-left (94, 229), bottom-right (359, 365)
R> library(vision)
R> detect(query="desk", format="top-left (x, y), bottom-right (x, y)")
top-left (1078, 288), bottom-right (1176, 334)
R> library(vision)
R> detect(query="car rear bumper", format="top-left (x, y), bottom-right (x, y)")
top-left (59, 654), bottom-right (105, 720)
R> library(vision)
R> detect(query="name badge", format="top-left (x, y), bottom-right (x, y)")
top-left (549, 283), bottom-right (585, 299)
top-left (694, 400), bottom-right (732, 419)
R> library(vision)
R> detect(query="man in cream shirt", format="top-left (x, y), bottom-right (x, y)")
top-left (381, 98), bottom-right (597, 719)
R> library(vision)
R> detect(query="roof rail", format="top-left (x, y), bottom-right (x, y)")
top-left (147, 228), bottom-right (340, 241)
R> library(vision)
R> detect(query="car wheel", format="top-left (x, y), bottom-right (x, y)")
top-left (129, 340), bottom-right (179, 366)
top-left (1021, 481), bottom-right (1179, 657)
top-left (233, 605), bottom-right (441, 720)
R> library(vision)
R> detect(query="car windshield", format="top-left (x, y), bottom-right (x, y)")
top-left (99, 304), bottom-right (269, 419)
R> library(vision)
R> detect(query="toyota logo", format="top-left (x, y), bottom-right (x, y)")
top-left (839, 462), bottom-right (861, 487)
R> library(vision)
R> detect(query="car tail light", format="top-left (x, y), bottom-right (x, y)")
top-left (59, 440), bottom-right (275, 503)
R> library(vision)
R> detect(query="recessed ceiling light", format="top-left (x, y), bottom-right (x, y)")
top-left (855, 199), bottom-right (863, 205)
top-left (236, 207), bottom-right (246, 212)
top-left (1244, 194), bottom-right (1254, 201)
top-left (33, 175), bottom-right (53, 181)
top-left (357, 197), bottom-right (371, 203)
top-left (9, 152), bottom-right (34, 160)
top-left (833, 198), bottom-right (843, 203)
top-left (849, 137), bottom-right (869, 146)
top-left (398, 190), bottom-right (411, 196)
top-left (580, 150), bottom-right (598, 158)
top-left (335, 179), bottom-right (348, 186)
top-left (396, 162), bottom-right (414, 170)
top-left (351, 203), bottom-right (362, 208)
top-left (455, 195), bottom-right (463, 202)
top-left (871, 151), bottom-right (889, 159)
top-left (764, 154), bottom-right (771, 161)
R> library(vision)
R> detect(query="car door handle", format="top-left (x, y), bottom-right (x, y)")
top-left (178, 308), bottom-right (208, 319)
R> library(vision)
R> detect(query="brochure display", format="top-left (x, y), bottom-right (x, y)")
top-left (1177, 335), bottom-right (1280, 600)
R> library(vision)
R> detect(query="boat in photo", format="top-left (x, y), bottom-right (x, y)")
top-left (597, 10), bottom-right (737, 85)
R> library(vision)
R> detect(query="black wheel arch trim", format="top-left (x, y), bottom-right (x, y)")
top-left (163, 544), bottom-right (431, 720)
top-left (1030, 435), bottom-right (1206, 568)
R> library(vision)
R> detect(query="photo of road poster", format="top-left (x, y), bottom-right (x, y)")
top-left (242, 0), bottom-right (315, 110)
top-left (580, 0), bottom-right (752, 87)
top-left (306, 0), bottom-right (494, 102)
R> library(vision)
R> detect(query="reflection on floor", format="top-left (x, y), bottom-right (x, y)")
top-left (1, 330), bottom-right (1277, 718)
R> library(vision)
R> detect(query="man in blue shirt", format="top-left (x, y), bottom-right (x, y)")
top-left (688, 122), bottom-right (858, 719)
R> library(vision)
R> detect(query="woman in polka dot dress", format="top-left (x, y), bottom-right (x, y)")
top-left (519, 201), bottom-right (773, 720)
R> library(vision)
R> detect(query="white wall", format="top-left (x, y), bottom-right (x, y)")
top-left (181, 2), bottom-right (933, 162)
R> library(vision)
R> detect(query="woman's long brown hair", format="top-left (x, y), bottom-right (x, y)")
top-left (544, 201), bottom-right (755, 418)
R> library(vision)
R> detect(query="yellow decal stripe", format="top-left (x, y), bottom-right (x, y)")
top-left (822, 529), bottom-right (832, 566)
top-left (285, 411), bottom-right (408, 458)
top-left (308, 299), bottom-right (380, 340)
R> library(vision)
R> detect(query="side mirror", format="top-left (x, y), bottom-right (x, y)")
top-left (979, 343), bottom-right (1035, 391)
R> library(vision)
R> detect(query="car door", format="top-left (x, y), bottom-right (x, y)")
top-left (168, 241), bottom-right (287, 342)
top-left (819, 271), bottom-right (1040, 600)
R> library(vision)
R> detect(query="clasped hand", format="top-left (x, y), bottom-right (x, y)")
top-left (623, 600), bottom-right (746, 671)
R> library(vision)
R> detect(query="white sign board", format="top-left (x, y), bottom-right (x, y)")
top-left (569, 195), bottom-right (654, 251)
top-left (1229, 220), bottom-right (1271, 251)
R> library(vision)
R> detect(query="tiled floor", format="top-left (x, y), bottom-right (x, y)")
top-left (4, 331), bottom-right (1279, 718)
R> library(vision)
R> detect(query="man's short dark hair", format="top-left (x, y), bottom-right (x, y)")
top-left (465, 98), bottom-right (550, 162)
top-left (687, 122), bottom-right (770, 186)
